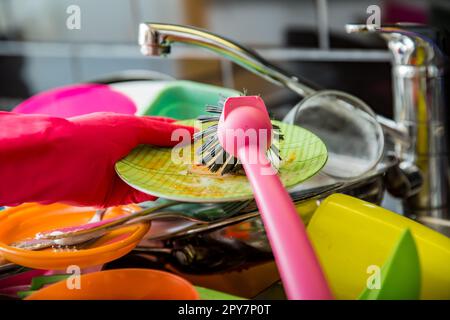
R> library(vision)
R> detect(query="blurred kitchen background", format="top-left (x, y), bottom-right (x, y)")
top-left (0, 0), bottom-right (449, 119)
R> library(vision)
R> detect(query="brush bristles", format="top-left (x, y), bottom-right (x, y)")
top-left (195, 99), bottom-right (283, 175)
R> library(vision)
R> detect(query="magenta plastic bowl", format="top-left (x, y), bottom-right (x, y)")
top-left (14, 84), bottom-right (136, 118)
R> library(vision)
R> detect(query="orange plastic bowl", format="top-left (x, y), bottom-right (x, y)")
top-left (0, 203), bottom-right (149, 270)
top-left (26, 268), bottom-right (199, 300)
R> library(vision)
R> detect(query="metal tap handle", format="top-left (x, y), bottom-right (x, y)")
top-left (346, 24), bottom-right (445, 67)
top-left (348, 23), bottom-right (450, 229)
top-left (346, 23), bottom-right (447, 147)
top-left (139, 23), bottom-right (318, 97)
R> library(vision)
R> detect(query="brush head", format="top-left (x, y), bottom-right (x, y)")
top-left (194, 96), bottom-right (283, 175)
top-left (217, 96), bottom-right (272, 157)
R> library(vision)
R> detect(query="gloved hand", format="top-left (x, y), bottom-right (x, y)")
top-left (0, 112), bottom-right (194, 207)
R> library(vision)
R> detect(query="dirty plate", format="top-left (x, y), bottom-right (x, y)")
top-left (0, 204), bottom-right (149, 270)
top-left (116, 120), bottom-right (328, 202)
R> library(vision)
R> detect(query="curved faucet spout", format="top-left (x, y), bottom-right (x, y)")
top-left (139, 22), bottom-right (317, 97)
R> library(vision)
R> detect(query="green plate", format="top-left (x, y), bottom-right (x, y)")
top-left (195, 286), bottom-right (246, 300)
top-left (141, 80), bottom-right (241, 119)
top-left (116, 120), bottom-right (328, 202)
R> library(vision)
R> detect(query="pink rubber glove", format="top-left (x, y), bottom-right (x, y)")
top-left (0, 111), bottom-right (194, 207)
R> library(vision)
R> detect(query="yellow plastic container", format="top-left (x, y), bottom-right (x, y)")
top-left (307, 194), bottom-right (450, 300)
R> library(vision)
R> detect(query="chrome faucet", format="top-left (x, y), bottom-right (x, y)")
top-left (139, 22), bottom-right (449, 233)
top-left (346, 24), bottom-right (449, 233)
top-left (138, 23), bottom-right (407, 141)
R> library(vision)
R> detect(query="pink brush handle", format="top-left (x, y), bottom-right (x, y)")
top-left (238, 145), bottom-right (332, 300)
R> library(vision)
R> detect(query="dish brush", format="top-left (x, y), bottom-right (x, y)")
top-left (194, 95), bottom-right (332, 300)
